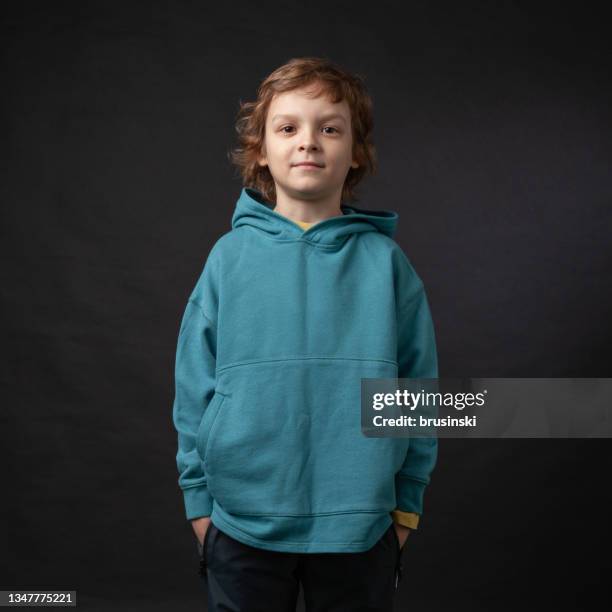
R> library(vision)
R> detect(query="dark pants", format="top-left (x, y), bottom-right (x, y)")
top-left (196, 521), bottom-right (404, 612)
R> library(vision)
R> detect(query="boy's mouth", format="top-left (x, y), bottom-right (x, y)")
top-left (293, 162), bottom-right (325, 168)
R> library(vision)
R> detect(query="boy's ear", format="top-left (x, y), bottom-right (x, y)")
top-left (257, 143), bottom-right (268, 167)
top-left (350, 144), bottom-right (359, 169)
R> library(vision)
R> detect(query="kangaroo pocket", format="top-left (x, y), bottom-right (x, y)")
top-left (201, 357), bottom-right (408, 516)
top-left (195, 391), bottom-right (227, 463)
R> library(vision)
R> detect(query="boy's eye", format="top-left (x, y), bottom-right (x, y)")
top-left (279, 126), bottom-right (340, 134)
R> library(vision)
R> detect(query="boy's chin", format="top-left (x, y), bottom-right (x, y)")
top-left (279, 181), bottom-right (336, 200)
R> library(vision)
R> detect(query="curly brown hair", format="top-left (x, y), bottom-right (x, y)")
top-left (228, 56), bottom-right (378, 205)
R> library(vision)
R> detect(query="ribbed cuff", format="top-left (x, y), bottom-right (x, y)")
top-left (183, 485), bottom-right (214, 520)
top-left (395, 476), bottom-right (427, 514)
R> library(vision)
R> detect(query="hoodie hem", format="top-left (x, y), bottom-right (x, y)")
top-left (210, 500), bottom-right (393, 553)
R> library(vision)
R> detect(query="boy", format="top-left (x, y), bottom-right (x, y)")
top-left (172, 56), bottom-right (438, 611)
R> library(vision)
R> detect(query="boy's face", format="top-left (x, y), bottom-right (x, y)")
top-left (257, 84), bottom-right (359, 204)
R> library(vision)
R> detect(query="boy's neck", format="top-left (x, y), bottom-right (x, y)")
top-left (273, 188), bottom-right (343, 225)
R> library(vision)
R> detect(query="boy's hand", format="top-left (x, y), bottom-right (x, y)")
top-left (394, 523), bottom-right (411, 550)
top-left (191, 516), bottom-right (212, 546)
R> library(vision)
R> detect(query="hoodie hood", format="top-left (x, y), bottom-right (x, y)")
top-left (231, 187), bottom-right (398, 245)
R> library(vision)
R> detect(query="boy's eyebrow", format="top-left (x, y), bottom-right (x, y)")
top-left (271, 113), bottom-right (347, 124)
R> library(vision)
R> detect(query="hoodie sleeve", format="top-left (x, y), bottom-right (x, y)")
top-left (393, 251), bottom-right (439, 517)
top-left (172, 254), bottom-right (219, 521)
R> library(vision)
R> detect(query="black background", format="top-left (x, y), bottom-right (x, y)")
top-left (1, 1), bottom-right (611, 610)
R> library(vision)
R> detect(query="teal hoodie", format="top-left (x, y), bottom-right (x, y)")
top-left (172, 187), bottom-right (438, 553)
